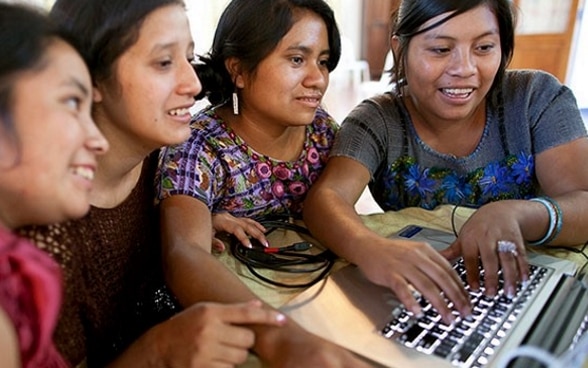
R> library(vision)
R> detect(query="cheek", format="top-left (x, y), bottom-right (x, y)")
top-left (482, 58), bottom-right (501, 80)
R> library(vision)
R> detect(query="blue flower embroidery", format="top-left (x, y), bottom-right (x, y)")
top-left (377, 152), bottom-right (537, 210)
top-left (405, 164), bottom-right (435, 197)
top-left (480, 162), bottom-right (511, 197)
top-left (511, 152), bottom-right (533, 185)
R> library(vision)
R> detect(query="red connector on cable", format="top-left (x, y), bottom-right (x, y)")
top-left (263, 241), bottom-right (312, 253)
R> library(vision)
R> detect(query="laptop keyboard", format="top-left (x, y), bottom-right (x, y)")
top-left (381, 259), bottom-right (552, 367)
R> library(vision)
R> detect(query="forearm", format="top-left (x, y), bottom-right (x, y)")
top-left (476, 192), bottom-right (588, 247)
top-left (533, 191), bottom-right (588, 246)
top-left (165, 241), bottom-right (258, 305)
top-left (303, 185), bottom-right (383, 267)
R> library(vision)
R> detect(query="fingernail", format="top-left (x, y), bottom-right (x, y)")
top-left (411, 306), bottom-right (423, 319)
top-left (245, 242), bottom-right (253, 249)
top-left (263, 241), bottom-right (269, 247)
top-left (486, 287), bottom-right (497, 297)
top-left (276, 313), bottom-right (287, 323)
top-left (507, 287), bottom-right (515, 299)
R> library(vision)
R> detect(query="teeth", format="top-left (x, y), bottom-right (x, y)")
top-left (443, 88), bottom-right (473, 96)
top-left (169, 108), bottom-right (190, 116)
top-left (73, 166), bottom-right (94, 181)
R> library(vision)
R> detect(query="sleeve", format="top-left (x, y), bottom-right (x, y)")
top-left (0, 230), bottom-right (66, 367)
top-left (156, 129), bottom-right (216, 209)
top-left (516, 71), bottom-right (587, 154)
top-left (330, 97), bottom-right (396, 177)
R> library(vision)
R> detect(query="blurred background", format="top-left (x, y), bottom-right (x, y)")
top-left (7, 0), bottom-right (588, 126)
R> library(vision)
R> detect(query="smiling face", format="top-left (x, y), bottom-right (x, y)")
top-left (236, 9), bottom-right (331, 131)
top-left (400, 4), bottom-right (502, 126)
top-left (95, 4), bottom-right (201, 152)
top-left (0, 39), bottom-right (108, 229)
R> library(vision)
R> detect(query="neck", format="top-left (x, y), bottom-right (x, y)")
top-left (404, 96), bottom-right (486, 157)
top-left (90, 117), bottom-right (151, 209)
top-left (219, 106), bottom-right (306, 161)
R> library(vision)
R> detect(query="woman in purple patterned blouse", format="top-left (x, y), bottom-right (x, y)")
top-left (157, 0), bottom-right (342, 250)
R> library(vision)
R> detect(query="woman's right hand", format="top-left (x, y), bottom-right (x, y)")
top-left (356, 237), bottom-right (471, 324)
top-left (147, 300), bottom-right (287, 368)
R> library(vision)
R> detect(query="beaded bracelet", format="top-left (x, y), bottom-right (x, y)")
top-left (528, 196), bottom-right (563, 246)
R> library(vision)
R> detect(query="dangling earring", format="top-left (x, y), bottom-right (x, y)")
top-left (232, 91), bottom-right (239, 115)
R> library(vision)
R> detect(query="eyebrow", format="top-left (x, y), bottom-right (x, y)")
top-left (150, 40), bottom-right (195, 55)
top-left (424, 29), bottom-right (499, 41)
top-left (286, 44), bottom-right (331, 57)
top-left (66, 76), bottom-right (90, 98)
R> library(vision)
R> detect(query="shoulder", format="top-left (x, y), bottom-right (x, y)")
top-left (189, 106), bottom-right (227, 139)
top-left (500, 70), bottom-right (566, 100)
top-left (342, 92), bottom-right (404, 133)
top-left (350, 92), bottom-right (400, 119)
top-left (498, 70), bottom-right (579, 115)
top-left (162, 107), bottom-right (228, 159)
top-left (312, 107), bottom-right (339, 133)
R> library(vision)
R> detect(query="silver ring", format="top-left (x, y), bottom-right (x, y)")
top-left (497, 240), bottom-right (518, 257)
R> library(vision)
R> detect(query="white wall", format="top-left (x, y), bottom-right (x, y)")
top-left (186, 0), bottom-right (362, 58)
top-left (185, 0), bottom-right (229, 55)
top-left (569, 0), bottom-right (588, 108)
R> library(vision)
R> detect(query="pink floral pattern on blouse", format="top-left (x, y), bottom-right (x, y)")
top-left (156, 106), bottom-right (338, 219)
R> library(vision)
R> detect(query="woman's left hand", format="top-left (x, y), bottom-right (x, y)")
top-left (212, 212), bottom-right (269, 251)
top-left (439, 201), bottom-right (529, 298)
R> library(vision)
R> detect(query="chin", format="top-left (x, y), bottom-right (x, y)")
top-left (64, 202), bottom-right (92, 220)
top-left (165, 129), bottom-right (192, 146)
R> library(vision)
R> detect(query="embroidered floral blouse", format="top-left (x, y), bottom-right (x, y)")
top-left (332, 70), bottom-right (587, 211)
top-left (156, 105), bottom-right (338, 219)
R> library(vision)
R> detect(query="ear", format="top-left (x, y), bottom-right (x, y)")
top-left (225, 57), bottom-right (245, 88)
top-left (390, 35), bottom-right (400, 56)
top-left (92, 85), bottom-right (103, 103)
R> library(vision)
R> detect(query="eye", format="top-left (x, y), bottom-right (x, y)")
top-left (158, 59), bottom-right (173, 68)
top-left (430, 46), bottom-right (451, 55)
top-left (291, 56), bottom-right (304, 66)
top-left (476, 43), bottom-right (496, 53)
top-left (65, 96), bottom-right (81, 111)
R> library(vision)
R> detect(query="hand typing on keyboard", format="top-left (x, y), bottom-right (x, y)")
top-left (382, 259), bottom-right (550, 367)
top-left (439, 201), bottom-right (531, 300)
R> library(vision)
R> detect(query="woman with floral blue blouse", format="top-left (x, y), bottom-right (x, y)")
top-left (304, 0), bottom-right (588, 324)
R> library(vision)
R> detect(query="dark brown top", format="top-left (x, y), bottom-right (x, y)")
top-left (19, 153), bottom-right (179, 367)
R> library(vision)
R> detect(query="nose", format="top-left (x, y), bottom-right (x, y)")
top-left (303, 62), bottom-right (329, 91)
top-left (179, 59), bottom-right (202, 97)
top-left (84, 116), bottom-right (109, 155)
top-left (447, 48), bottom-right (476, 78)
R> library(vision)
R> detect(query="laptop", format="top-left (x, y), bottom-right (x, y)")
top-left (281, 225), bottom-right (588, 368)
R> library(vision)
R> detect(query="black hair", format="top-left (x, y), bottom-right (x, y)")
top-left (50, 0), bottom-right (186, 84)
top-left (195, 0), bottom-right (342, 105)
top-left (389, 0), bottom-right (516, 95)
top-left (0, 2), bottom-right (69, 159)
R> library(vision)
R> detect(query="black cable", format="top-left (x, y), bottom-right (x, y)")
top-left (229, 216), bottom-right (337, 288)
top-left (450, 203), bottom-right (478, 237)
